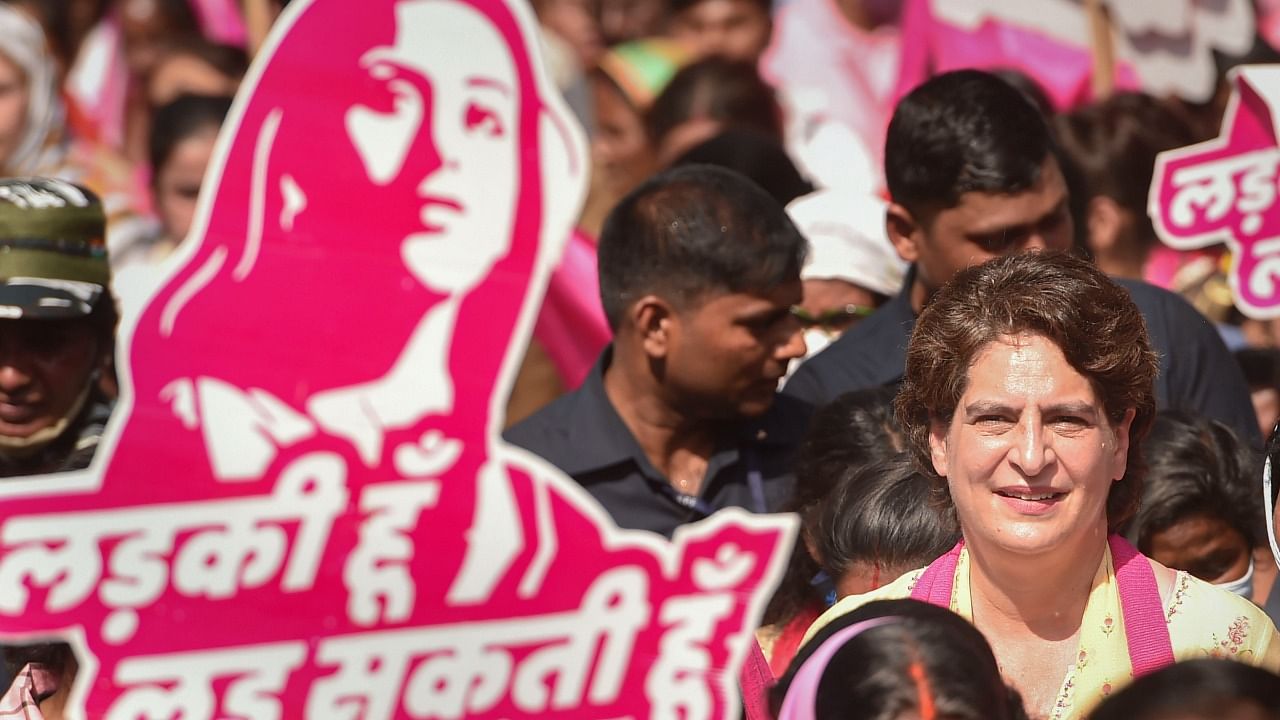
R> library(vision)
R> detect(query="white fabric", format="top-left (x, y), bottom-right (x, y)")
top-left (787, 189), bottom-right (906, 297)
top-left (0, 4), bottom-right (62, 174)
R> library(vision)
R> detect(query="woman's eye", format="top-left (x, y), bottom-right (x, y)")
top-left (464, 101), bottom-right (505, 137)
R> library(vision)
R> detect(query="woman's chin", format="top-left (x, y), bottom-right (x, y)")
top-left (969, 520), bottom-right (1104, 560)
top-left (404, 238), bottom-right (501, 294)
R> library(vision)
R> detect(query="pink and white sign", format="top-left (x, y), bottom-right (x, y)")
top-left (0, 0), bottom-right (794, 716)
top-left (899, 0), bottom-right (1253, 109)
top-left (1151, 66), bottom-right (1280, 319)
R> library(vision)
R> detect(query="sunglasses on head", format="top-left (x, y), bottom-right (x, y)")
top-left (790, 304), bottom-right (875, 334)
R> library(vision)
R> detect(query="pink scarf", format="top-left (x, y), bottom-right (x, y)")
top-left (910, 534), bottom-right (1174, 677)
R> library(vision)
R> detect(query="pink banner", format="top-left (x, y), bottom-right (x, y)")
top-left (1151, 66), bottom-right (1280, 318)
top-left (0, 0), bottom-right (794, 715)
top-left (897, 0), bottom-right (1253, 109)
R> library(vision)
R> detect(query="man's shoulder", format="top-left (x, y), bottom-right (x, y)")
top-left (1114, 277), bottom-right (1206, 326)
top-left (502, 387), bottom-right (586, 462)
top-left (757, 393), bottom-right (816, 447)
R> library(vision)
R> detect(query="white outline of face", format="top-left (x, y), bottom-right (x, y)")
top-left (346, 1), bottom-right (520, 295)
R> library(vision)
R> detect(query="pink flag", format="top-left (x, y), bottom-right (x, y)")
top-left (1152, 66), bottom-right (1280, 319)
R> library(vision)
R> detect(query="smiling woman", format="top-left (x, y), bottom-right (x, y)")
top-left (806, 252), bottom-right (1280, 720)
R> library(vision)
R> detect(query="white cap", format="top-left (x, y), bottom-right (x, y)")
top-left (787, 189), bottom-right (906, 297)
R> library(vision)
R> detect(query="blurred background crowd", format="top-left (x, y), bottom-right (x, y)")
top-left (9, 0), bottom-right (1280, 717)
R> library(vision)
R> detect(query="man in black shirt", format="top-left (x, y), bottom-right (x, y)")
top-left (784, 70), bottom-right (1259, 445)
top-left (506, 165), bottom-right (811, 537)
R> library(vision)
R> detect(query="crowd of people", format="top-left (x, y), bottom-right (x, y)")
top-left (5, 0), bottom-right (1280, 718)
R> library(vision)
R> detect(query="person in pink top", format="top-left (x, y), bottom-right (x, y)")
top-left (760, 0), bottom-right (901, 192)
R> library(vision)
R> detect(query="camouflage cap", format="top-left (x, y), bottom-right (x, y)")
top-left (0, 178), bottom-right (110, 319)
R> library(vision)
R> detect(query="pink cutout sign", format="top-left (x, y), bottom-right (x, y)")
top-left (1152, 66), bottom-right (1280, 319)
top-left (0, 0), bottom-right (795, 716)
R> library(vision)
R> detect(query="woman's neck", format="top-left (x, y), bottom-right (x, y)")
top-left (966, 529), bottom-right (1108, 640)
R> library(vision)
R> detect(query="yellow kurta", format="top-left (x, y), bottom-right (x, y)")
top-left (806, 545), bottom-right (1280, 720)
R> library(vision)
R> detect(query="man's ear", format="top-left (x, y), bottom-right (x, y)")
top-left (1086, 195), bottom-right (1125, 256)
top-left (886, 202), bottom-right (923, 264)
top-left (632, 295), bottom-right (675, 360)
top-left (928, 418), bottom-right (950, 477)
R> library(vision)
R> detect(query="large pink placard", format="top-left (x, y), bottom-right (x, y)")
top-left (1151, 66), bottom-right (1280, 319)
top-left (0, 0), bottom-right (795, 715)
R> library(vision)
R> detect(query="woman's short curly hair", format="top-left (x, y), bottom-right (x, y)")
top-left (895, 251), bottom-right (1159, 530)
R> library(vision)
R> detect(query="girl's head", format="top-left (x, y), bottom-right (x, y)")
top-left (646, 55), bottom-right (781, 165)
top-left (772, 599), bottom-right (1028, 720)
top-left (148, 94), bottom-right (232, 244)
top-left (591, 38), bottom-right (687, 200)
top-left (1132, 410), bottom-right (1260, 590)
top-left (809, 454), bottom-right (959, 598)
top-left (1090, 659), bottom-right (1280, 720)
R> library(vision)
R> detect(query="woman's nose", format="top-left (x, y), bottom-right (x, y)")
top-left (1009, 417), bottom-right (1053, 476)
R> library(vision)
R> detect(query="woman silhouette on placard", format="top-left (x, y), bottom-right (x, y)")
top-left (0, 1), bottom-right (794, 716)
top-left (102, 0), bottom-right (585, 609)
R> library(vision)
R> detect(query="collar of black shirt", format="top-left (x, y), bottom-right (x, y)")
top-left (560, 347), bottom-right (813, 479)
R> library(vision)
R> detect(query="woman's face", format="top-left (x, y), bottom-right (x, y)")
top-left (0, 53), bottom-right (29, 171)
top-left (346, 1), bottom-right (519, 294)
top-left (929, 333), bottom-right (1133, 558)
top-left (154, 126), bottom-right (218, 244)
top-left (591, 75), bottom-right (654, 200)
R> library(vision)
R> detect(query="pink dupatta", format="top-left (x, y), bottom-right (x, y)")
top-left (910, 534), bottom-right (1174, 678)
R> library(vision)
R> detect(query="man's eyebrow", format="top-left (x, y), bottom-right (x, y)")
top-left (467, 77), bottom-right (511, 95)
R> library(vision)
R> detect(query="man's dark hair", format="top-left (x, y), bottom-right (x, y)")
top-left (672, 130), bottom-right (812, 206)
top-left (885, 69), bottom-right (1056, 218)
top-left (597, 163), bottom-right (806, 330)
